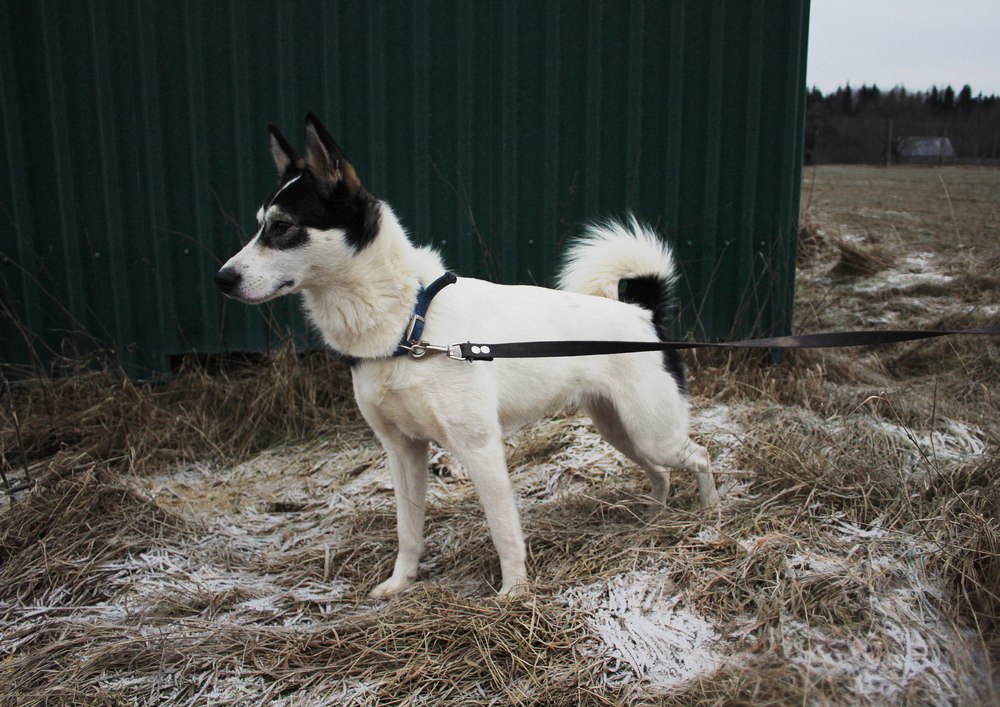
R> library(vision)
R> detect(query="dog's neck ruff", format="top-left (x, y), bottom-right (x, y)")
top-left (391, 271), bottom-right (458, 357)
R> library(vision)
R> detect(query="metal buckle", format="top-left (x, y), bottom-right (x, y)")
top-left (404, 315), bottom-right (425, 346)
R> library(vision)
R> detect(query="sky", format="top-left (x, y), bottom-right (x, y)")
top-left (807, 0), bottom-right (1000, 96)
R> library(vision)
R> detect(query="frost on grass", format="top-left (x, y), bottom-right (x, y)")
top-left (819, 408), bottom-right (989, 475)
top-left (778, 537), bottom-right (980, 703)
top-left (507, 416), bottom-right (634, 502)
top-left (872, 417), bottom-right (988, 464)
top-left (560, 570), bottom-right (728, 692)
top-left (850, 251), bottom-right (955, 294)
top-left (3, 396), bottom-right (995, 701)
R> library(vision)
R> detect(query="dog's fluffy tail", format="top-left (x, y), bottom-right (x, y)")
top-left (557, 216), bottom-right (687, 391)
top-left (557, 216), bottom-right (677, 301)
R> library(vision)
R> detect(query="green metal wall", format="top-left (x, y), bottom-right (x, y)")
top-left (0, 0), bottom-right (809, 376)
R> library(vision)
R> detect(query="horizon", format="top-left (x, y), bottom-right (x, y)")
top-left (807, 82), bottom-right (1000, 100)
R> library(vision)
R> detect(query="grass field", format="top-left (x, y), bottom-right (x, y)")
top-left (2, 166), bottom-right (998, 704)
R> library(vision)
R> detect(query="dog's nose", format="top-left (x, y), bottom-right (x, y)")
top-left (215, 267), bottom-right (242, 294)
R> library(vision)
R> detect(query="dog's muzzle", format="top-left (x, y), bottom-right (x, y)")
top-left (215, 267), bottom-right (242, 296)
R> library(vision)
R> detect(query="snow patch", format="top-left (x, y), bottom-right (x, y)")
top-left (511, 417), bottom-right (634, 502)
top-left (873, 417), bottom-right (987, 464)
top-left (764, 534), bottom-right (977, 703)
top-left (561, 571), bottom-right (728, 691)
top-left (851, 251), bottom-right (954, 294)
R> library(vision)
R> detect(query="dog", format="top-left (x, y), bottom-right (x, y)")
top-left (216, 114), bottom-right (719, 597)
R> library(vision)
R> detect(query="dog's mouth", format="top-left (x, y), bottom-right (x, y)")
top-left (227, 279), bottom-right (298, 305)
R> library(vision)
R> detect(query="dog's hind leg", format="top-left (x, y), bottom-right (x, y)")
top-left (587, 392), bottom-right (720, 510)
top-left (668, 438), bottom-right (719, 509)
top-left (448, 433), bottom-right (527, 596)
top-left (370, 437), bottom-right (430, 599)
top-left (587, 396), bottom-right (672, 504)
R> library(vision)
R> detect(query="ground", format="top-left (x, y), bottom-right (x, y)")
top-left (2, 166), bottom-right (999, 704)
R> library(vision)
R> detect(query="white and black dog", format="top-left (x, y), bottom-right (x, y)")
top-left (216, 114), bottom-right (718, 597)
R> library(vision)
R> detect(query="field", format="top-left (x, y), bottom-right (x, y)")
top-left (2, 166), bottom-right (999, 704)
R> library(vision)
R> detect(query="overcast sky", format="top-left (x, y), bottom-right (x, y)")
top-left (807, 0), bottom-right (1000, 95)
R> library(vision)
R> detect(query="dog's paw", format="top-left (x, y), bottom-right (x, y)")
top-left (369, 575), bottom-right (414, 599)
top-left (699, 484), bottom-right (722, 510)
top-left (497, 577), bottom-right (532, 599)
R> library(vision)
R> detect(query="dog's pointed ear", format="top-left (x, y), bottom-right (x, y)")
top-left (304, 112), bottom-right (362, 195)
top-left (268, 124), bottom-right (300, 176)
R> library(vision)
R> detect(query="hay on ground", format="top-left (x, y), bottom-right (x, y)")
top-left (3, 167), bottom-right (999, 704)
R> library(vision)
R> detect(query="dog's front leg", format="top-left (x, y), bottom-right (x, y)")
top-left (452, 438), bottom-right (528, 596)
top-left (370, 437), bottom-right (429, 599)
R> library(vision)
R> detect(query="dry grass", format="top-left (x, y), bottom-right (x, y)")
top-left (1, 346), bottom-right (364, 484)
top-left (829, 233), bottom-right (895, 277)
top-left (4, 577), bottom-right (593, 704)
top-left (926, 452), bottom-right (1000, 656)
top-left (3, 166), bottom-right (1000, 704)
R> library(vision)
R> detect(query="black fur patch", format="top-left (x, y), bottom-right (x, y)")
top-left (260, 170), bottom-right (380, 252)
top-left (258, 219), bottom-right (309, 250)
top-left (619, 275), bottom-right (688, 395)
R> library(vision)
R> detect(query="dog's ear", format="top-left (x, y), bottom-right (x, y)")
top-left (304, 112), bottom-right (363, 195)
top-left (268, 124), bottom-right (300, 176)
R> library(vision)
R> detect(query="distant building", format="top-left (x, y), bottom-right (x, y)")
top-left (896, 136), bottom-right (957, 164)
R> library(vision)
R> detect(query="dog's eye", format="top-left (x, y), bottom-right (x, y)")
top-left (259, 217), bottom-right (306, 250)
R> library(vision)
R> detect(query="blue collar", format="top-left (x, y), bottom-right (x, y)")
top-left (392, 272), bottom-right (458, 357)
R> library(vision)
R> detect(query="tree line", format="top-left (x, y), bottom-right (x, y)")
top-left (805, 83), bottom-right (1000, 165)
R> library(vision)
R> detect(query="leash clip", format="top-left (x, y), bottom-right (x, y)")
top-left (404, 342), bottom-right (467, 361)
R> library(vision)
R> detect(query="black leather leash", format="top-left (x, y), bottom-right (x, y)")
top-left (455, 324), bottom-right (1000, 362)
top-left (388, 275), bottom-right (999, 363)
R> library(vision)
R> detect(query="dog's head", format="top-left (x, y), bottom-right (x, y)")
top-left (215, 113), bottom-right (380, 304)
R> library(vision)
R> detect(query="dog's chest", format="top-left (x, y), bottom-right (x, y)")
top-left (350, 363), bottom-right (452, 442)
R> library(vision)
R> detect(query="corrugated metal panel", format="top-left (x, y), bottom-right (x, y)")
top-left (0, 0), bottom-right (809, 376)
